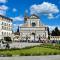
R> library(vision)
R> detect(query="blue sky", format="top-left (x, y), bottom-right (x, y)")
top-left (0, 0), bottom-right (60, 31)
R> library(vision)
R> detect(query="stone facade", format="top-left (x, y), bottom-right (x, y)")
top-left (50, 36), bottom-right (60, 40)
top-left (0, 15), bottom-right (12, 40)
top-left (20, 14), bottom-right (48, 41)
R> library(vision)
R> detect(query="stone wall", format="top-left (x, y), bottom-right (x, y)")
top-left (10, 42), bottom-right (41, 48)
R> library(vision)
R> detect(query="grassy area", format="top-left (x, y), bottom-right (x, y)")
top-left (0, 44), bottom-right (60, 56)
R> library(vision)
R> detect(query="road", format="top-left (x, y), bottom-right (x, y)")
top-left (0, 55), bottom-right (60, 60)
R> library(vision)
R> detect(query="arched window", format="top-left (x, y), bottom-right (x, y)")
top-left (32, 33), bottom-right (35, 35)
top-left (32, 22), bottom-right (36, 27)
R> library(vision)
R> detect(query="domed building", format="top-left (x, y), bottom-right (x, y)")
top-left (20, 14), bottom-right (48, 42)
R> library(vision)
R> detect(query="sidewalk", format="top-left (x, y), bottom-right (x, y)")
top-left (0, 55), bottom-right (60, 60)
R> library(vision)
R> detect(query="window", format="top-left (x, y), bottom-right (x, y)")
top-left (2, 22), bottom-right (3, 25)
top-left (7, 32), bottom-right (8, 36)
top-left (9, 33), bottom-right (10, 36)
top-left (32, 33), bottom-right (35, 35)
top-left (5, 32), bottom-right (6, 35)
top-left (2, 32), bottom-right (3, 35)
top-left (9, 27), bottom-right (10, 30)
top-left (5, 23), bottom-right (6, 26)
top-left (10, 28), bottom-right (12, 31)
top-left (32, 22), bottom-right (36, 27)
top-left (2, 26), bottom-right (4, 29)
top-left (9, 24), bottom-right (10, 26)
top-left (7, 27), bottom-right (8, 30)
top-left (4, 27), bottom-right (6, 30)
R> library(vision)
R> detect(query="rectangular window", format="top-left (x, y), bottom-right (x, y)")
top-left (2, 22), bottom-right (3, 25)
top-left (2, 26), bottom-right (4, 29)
top-left (9, 24), bottom-right (10, 26)
top-left (5, 23), bottom-right (6, 26)
top-left (2, 32), bottom-right (3, 35)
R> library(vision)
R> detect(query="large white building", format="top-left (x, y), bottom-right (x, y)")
top-left (20, 14), bottom-right (48, 42)
top-left (0, 15), bottom-right (12, 40)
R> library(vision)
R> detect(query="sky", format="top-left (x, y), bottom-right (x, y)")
top-left (0, 0), bottom-right (60, 31)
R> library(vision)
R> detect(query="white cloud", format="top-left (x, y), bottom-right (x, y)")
top-left (0, 10), bottom-right (6, 15)
top-left (13, 24), bottom-right (23, 28)
top-left (55, 14), bottom-right (60, 18)
top-left (19, 24), bottom-right (23, 26)
top-left (48, 25), bottom-right (60, 32)
top-left (12, 16), bottom-right (24, 21)
top-left (0, 5), bottom-right (8, 15)
top-left (13, 24), bottom-right (19, 28)
top-left (30, 2), bottom-right (59, 19)
top-left (48, 13), bottom-right (54, 19)
top-left (13, 8), bottom-right (17, 12)
top-left (30, 2), bottom-right (59, 14)
top-left (48, 25), bottom-right (55, 31)
top-left (48, 14), bottom-right (60, 19)
top-left (13, 24), bottom-right (19, 32)
top-left (0, 0), bottom-right (7, 3)
top-left (0, 5), bottom-right (8, 10)
top-left (13, 24), bottom-right (23, 32)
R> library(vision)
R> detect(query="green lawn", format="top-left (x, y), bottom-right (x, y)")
top-left (0, 44), bottom-right (60, 56)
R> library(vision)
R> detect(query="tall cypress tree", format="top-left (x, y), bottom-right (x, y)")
top-left (51, 27), bottom-right (60, 36)
top-left (17, 26), bottom-right (19, 32)
top-left (47, 27), bottom-right (50, 35)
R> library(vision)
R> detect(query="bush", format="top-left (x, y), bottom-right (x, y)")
top-left (7, 53), bottom-right (12, 57)
top-left (44, 52), bottom-right (48, 55)
top-left (53, 52), bottom-right (57, 55)
top-left (20, 53), bottom-right (25, 56)
top-left (48, 52), bottom-right (53, 55)
top-left (0, 54), bottom-right (6, 57)
top-left (0, 53), bottom-right (12, 57)
top-left (24, 53), bottom-right (31, 56)
top-left (22, 46), bottom-right (35, 50)
top-left (31, 53), bottom-right (42, 56)
top-left (20, 53), bottom-right (31, 56)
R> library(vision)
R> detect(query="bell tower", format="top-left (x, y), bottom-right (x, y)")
top-left (24, 10), bottom-right (28, 23)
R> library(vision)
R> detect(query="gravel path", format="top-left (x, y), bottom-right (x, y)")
top-left (0, 55), bottom-right (60, 60)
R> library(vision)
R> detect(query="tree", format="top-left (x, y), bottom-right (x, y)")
top-left (51, 30), bottom-right (55, 36)
top-left (51, 27), bottom-right (60, 36)
top-left (47, 27), bottom-right (50, 35)
top-left (55, 27), bottom-right (60, 36)
top-left (17, 26), bottom-right (19, 32)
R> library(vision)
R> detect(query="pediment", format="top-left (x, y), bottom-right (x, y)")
top-left (30, 14), bottom-right (39, 19)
